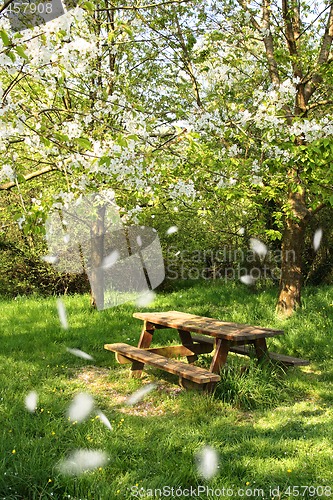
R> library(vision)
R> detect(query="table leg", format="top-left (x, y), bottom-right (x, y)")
top-left (131, 321), bottom-right (155, 378)
top-left (178, 329), bottom-right (198, 364)
top-left (253, 338), bottom-right (269, 363)
top-left (210, 339), bottom-right (230, 374)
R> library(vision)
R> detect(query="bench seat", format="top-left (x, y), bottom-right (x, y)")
top-left (104, 342), bottom-right (221, 385)
top-left (191, 334), bottom-right (309, 367)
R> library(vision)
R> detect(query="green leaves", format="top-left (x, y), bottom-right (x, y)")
top-left (0, 29), bottom-right (10, 47)
top-left (81, 1), bottom-right (94, 13)
top-left (14, 45), bottom-right (29, 60)
top-left (75, 137), bottom-right (92, 150)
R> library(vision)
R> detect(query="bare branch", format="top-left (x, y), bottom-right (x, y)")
top-left (174, 12), bottom-right (202, 107)
top-left (0, 165), bottom-right (57, 191)
top-left (307, 99), bottom-right (333, 110)
top-left (0, 0), bottom-right (15, 15)
top-left (304, 4), bottom-right (333, 102)
top-left (96, 0), bottom-right (194, 11)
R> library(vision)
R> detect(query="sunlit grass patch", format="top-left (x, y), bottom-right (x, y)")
top-left (1, 281), bottom-right (333, 498)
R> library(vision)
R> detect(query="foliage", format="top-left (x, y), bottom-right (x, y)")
top-left (1, 1), bottom-right (333, 307)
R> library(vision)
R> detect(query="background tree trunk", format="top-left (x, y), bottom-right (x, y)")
top-left (90, 205), bottom-right (106, 309)
top-left (276, 189), bottom-right (309, 316)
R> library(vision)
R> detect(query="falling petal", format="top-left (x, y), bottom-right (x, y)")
top-left (101, 250), bottom-right (120, 269)
top-left (63, 234), bottom-right (70, 244)
top-left (41, 255), bottom-right (58, 264)
top-left (67, 392), bottom-right (94, 423)
top-left (66, 348), bottom-right (94, 361)
top-left (25, 391), bottom-right (38, 413)
top-left (196, 445), bottom-right (219, 479)
top-left (313, 228), bottom-right (323, 252)
top-left (57, 449), bottom-right (108, 476)
top-left (240, 275), bottom-right (255, 285)
top-left (238, 227), bottom-right (245, 235)
top-left (137, 235), bottom-right (142, 247)
top-left (126, 383), bottom-right (156, 406)
top-left (166, 226), bottom-right (178, 235)
top-left (56, 299), bottom-right (68, 329)
top-left (97, 411), bottom-right (112, 430)
top-left (249, 237), bottom-right (267, 259)
top-left (135, 291), bottom-right (156, 307)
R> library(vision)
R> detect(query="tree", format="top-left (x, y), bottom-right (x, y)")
top-left (0, 1), bottom-right (201, 303)
top-left (1, 0), bottom-right (333, 315)
top-left (166, 0), bottom-right (333, 315)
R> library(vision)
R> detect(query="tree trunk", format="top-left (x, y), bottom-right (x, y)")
top-left (276, 190), bottom-right (309, 317)
top-left (90, 205), bottom-right (106, 309)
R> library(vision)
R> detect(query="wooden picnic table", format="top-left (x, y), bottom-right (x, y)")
top-left (104, 310), bottom-right (309, 392)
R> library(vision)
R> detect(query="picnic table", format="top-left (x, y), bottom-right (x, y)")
top-left (104, 311), bottom-right (309, 392)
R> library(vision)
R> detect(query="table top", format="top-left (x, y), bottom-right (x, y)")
top-left (133, 310), bottom-right (284, 341)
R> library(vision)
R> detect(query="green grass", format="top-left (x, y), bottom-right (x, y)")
top-left (1, 280), bottom-right (333, 499)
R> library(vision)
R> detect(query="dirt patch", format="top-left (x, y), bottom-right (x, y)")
top-left (74, 366), bottom-right (182, 417)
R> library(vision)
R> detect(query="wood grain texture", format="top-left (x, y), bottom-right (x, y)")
top-left (104, 343), bottom-right (221, 383)
top-left (133, 311), bottom-right (284, 341)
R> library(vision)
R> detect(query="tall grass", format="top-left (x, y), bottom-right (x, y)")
top-left (0, 281), bottom-right (332, 499)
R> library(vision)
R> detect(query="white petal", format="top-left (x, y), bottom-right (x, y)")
top-left (125, 383), bottom-right (156, 406)
top-left (57, 449), bottom-right (108, 476)
top-left (313, 228), bottom-right (323, 252)
top-left (136, 235), bottom-right (142, 247)
top-left (240, 275), bottom-right (255, 285)
top-left (196, 445), bottom-right (219, 479)
top-left (63, 234), bottom-right (70, 244)
top-left (249, 237), bottom-right (267, 258)
top-left (101, 250), bottom-right (120, 269)
top-left (166, 226), bottom-right (178, 235)
top-left (238, 227), bottom-right (245, 235)
top-left (67, 392), bottom-right (94, 423)
top-left (66, 348), bottom-right (94, 361)
top-left (56, 299), bottom-right (68, 329)
top-left (41, 255), bottom-right (58, 264)
top-left (135, 291), bottom-right (156, 307)
top-left (97, 411), bottom-right (112, 430)
top-left (25, 391), bottom-right (38, 413)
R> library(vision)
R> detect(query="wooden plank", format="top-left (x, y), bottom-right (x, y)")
top-left (268, 352), bottom-right (309, 366)
top-left (253, 338), bottom-right (269, 362)
top-left (210, 339), bottom-right (230, 374)
top-left (178, 329), bottom-right (198, 363)
top-left (104, 343), bottom-right (220, 384)
top-left (116, 343), bottom-right (213, 364)
top-left (191, 334), bottom-right (308, 366)
top-left (133, 311), bottom-right (284, 341)
top-left (132, 320), bottom-right (155, 378)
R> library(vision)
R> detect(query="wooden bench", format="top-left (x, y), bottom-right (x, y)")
top-left (104, 342), bottom-right (220, 391)
top-left (191, 334), bottom-right (309, 367)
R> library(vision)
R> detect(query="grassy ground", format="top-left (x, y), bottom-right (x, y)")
top-left (0, 280), bottom-right (332, 499)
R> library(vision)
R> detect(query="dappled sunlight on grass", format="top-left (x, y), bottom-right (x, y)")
top-left (1, 281), bottom-right (333, 497)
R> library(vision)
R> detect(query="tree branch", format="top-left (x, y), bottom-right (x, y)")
top-left (307, 99), bottom-right (333, 110)
top-left (237, 0), bottom-right (280, 85)
top-left (282, 0), bottom-right (302, 78)
top-left (96, 0), bottom-right (194, 11)
top-left (0, 165), bottom-right (57, 191)
top-left (174, 11), bottom-right (202, 107)
top-left (304, 4), bottom-right (333, 102)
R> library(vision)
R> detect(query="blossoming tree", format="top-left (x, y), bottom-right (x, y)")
top-left (1, 0), bottom-right (333, 315)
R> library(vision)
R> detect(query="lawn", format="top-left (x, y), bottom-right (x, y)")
top-left (1, 280), bottom-right (333, 499)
